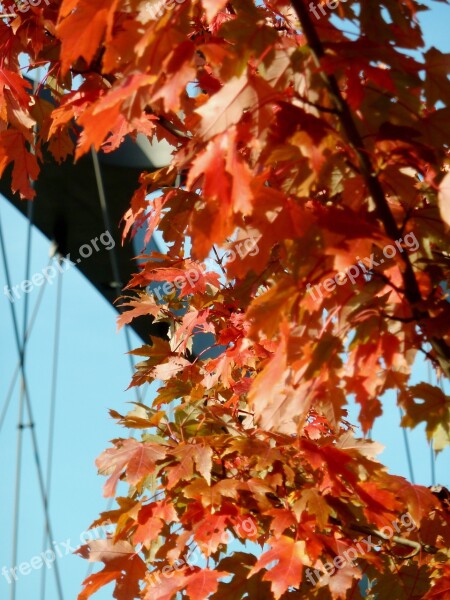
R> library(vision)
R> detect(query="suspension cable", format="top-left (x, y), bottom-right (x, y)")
top-left (87, 147), bottom-right (144, 577)
top-left (40, 267), bottom-right (63, 600)
top-left (0, 258), bottom-right (50, 435)
top-left (10, 199), bottom-right (33, 600)
top-left (0, 207), bottom-right (64, 600)
top-left (426, 361), bottom-right (436, 486)
top-left (398, 397), bottom-right (415, 484)
top-left (90, 147), bottom-right (142, 398)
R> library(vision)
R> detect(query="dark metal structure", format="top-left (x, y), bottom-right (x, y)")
top-left (0, 134), bottom-right (173, 341)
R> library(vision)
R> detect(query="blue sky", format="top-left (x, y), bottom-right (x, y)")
top-left (0, 2), bottom-right (449, 599)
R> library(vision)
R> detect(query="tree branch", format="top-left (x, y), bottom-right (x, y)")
top-left (290, 0), bottom-right (450, 378)
top-left (330, 517), bottom-right (438, 557)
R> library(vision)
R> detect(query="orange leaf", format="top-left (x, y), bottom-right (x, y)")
top-left (185, 569), bottom-right (229, 600)
top-left (96, 439), bottom-right (167, 497)
top-left (167, 444), bottom-right (213, 489)
top-left (58, 0), bottom-right (120, 76)
top-left (195, 71), bottom-right (277, 140)
top-left (0, 130), bottom-right (39, 199)
top-left (117, 293), bottom-right (161, 330)
top-left (249, 536), bottom-right (310, 599)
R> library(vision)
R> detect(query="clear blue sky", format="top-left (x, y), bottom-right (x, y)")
top-left (0, 3), bottom-right (449, 599)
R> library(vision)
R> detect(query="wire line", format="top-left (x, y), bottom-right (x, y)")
top-left (398, 401), bottom-right (415, 484)
top-left (0, 208), bottom-right (64, 600)
top-left (87, 148), bottom-right (144, 577)
top-left (10, 199), bottom-right (33, 600)
top-left (427, 360), bottom-right (437, 486)
top-left (40, 267), bottom-right (63, 600)
top-left (90, 146), bottom-right (143, 396)
top-left (0, 259), bottom-right (50, 435)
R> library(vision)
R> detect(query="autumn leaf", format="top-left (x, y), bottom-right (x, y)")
top-left (96, 438), bottom-right (167, 497)
top-left (185, 569), bottom-right (229, 600)
top-left (193, 512), bottom-right (230, 554)
top-left (57, 0), bottom-right (120, 76)
top-left (142, 568), bottom-right (228, 600)
top-left (400, 383), bottom-right (450, 450)
top-left (0, 68), bottom-right (33, 110)
top-left (78, 570), bottom-right (118, 600)
top-left (166, 444), bottom-right (213, 489)
top-left (0, 130), bottom-right (39, 199)
top-left (194, 71), bottom-right (277, 140)
top-left (116, 292), bottom-right (161, 330)
top-left (249, 536), bottom-right (310, 599)
top-left (201, 0), bottom-right (229, 22)
top-left (75, 74), bottom-right (157, 157)
top-left (293, 488), bottom-right (331, 530)
top-left (424, 48), bottom-right (450, 107)
top-left (77, 539), bottom-right (147, 600)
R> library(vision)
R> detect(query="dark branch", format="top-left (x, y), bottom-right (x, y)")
top-left (290, 0), bottom-right (450, 378)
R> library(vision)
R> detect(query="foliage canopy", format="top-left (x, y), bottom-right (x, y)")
top-left (2, 0), bottom-right (450, 598)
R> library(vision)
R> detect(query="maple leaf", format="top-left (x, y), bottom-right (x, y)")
top-left (132, 260), bottom-right (221, 297)
top-left (424, 47), bottom-right (450, 107)
top-left (166, 444), bottom-right (213, 489)
top-left (133, 515), bottom-right (163, 550)
top-left (116, 292), bottom-right (161, 330)
top-left (172, 308), bottom-right (214, 354)
top-left (96, 438), bottom-right (167, 497)
top-left (324, 563), bottom-right (362, 600)
top-left (151, 356), bottom-right (191, 381)
top-left (216, 553), bottom-right (273, 599)
top-left (404, 482), bottom-right (440, 525)
top-left (142, 568), bottom-right (227, 600)
top-left (151, 40), bottom-right (196, 112)
top-left (187, 135), bottom-right (233, 259)
top-left (186, 128), bottom-right (255, 258)
top-left (184, 478), bottom-right (240, 506)
top-left (185, 569), bottom-right (229, 600)
top-left (293, 488), bottom-right (331, 530)
top-left (400, 383), bottom-right (450, 450)
top-left (142, 570), bottom-right (188, 600)
top-left (266, 508), bottom-right (296, 538)
top-left (128, 338), bottom-right (173, 387)
top-left (0, 68), bottom-right (33, 110)
top-left (74, 74), bottom-right (157, 157)
top-left (193, 512), bottom-right (230, 554)
top-left (57, 0), bottom-right (120, 76)
top-left (77, 539), bottom-right (147, 600)
top-left (78, 571), bottom-right (118, 600)
top-left (194, 71), bottom-right (278, 140)
top-left (0, 130), bottom-right (39, 199)
top-left (249, 536), bottom-right (310, 599)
